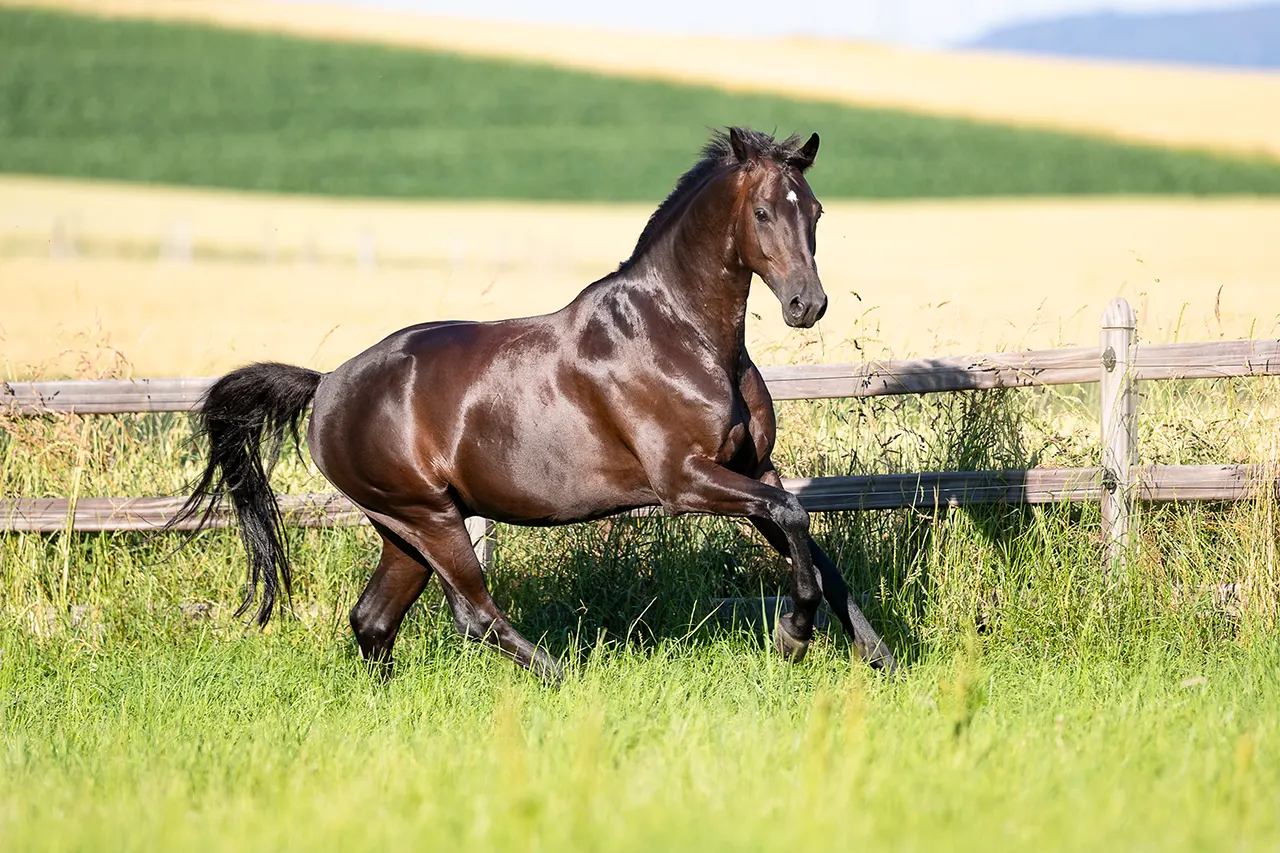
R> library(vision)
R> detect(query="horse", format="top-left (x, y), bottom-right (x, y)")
top-left (169, 127), bottom-right (898, 683)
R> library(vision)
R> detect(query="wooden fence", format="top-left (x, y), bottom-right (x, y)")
top-left (3, 299), bottom-right (1279, 570)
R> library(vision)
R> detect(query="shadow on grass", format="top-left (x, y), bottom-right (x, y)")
top-left (402, 385), bottom-right (1057, 669)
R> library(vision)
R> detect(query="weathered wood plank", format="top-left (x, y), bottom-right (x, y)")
top-left (760, 339), bottom-right (1280, 400)
top-left (759, 347), bottom-right (1098, 399)
top-left (784, 468), bottom-right (1104, 510)
top-left (1134, 464), bottom-right (1275, 502)
top-left (0, 493), bottom-right (365, 533)
top-left (4, 466), bottom-right (1273, 533)
top-left (6, 339), bottom-right (1278, 414)
top-left (784, 465), bottom-right (1273, 508)
top-left (1133, 339), bottom-right (1280, 381)
top-left (1, 377), bottom-right (216, 414)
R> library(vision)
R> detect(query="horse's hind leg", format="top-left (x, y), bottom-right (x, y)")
top-left (350, 532), bottom-right (434, 677)
top-left (365, 505), bottom-right (563, 686)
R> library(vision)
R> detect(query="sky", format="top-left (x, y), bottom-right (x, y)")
top-left (312, 0), bottom-right (1268, 47)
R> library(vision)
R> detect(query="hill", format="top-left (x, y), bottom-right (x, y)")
top-left (968, 4), bottom-right (1280, 69)
top-left (8, 0), bottom-right (1280, 158)
top-left (4, 8), bottom-right (1280, 201)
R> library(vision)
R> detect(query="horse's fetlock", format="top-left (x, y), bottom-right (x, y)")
top-left (792, 583), bottom-right (822, 612)
top-left (452, 606), bottom-right (498, 641)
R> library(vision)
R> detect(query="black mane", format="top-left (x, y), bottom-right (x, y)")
top-left (618, 128), bottom-right (811, 272)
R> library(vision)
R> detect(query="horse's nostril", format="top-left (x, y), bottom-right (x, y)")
top-left (815, 297), bottom-right (829, 322)
top-left (788, 296), bottom-right (806, 317)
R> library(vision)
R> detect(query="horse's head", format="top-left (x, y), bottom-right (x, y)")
top-left (730, 128), bottom-right (827, 329)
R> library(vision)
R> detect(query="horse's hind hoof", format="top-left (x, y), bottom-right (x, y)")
top-left (865, 644), bottom-right (900, 675)
top-left (773, 620), bottom-right (810, 663)
top-left (852, 633), bottom-right (900, 675)
top-left (531, 651), bottom-right (565, 689)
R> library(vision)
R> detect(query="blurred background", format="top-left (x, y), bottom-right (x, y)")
top-left (2, 0), bottom-right (1279, 377)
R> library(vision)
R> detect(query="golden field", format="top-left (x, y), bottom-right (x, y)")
top-left (3, 177), bottom-right (1278, 378)
top-left (8, 0), bottom-right (1280, 158)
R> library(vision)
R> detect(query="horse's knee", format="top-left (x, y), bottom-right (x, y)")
top-left (769, 492), bottom-right (810, 541)
top-left (764, 495), bottom-right (815, 586)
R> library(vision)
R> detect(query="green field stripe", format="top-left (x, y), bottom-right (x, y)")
top-left (4, 7), bottom-right (1280, 199)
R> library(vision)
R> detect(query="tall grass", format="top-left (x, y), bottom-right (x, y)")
top-left (3, 357), bottom-right (1276, 650)
top-left (5, 7), bottom-right (1280, 200)
top-left (2, 352), bottom-right (1278, 850)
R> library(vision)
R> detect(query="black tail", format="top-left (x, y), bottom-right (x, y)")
top-left (167, 362), bottom-right (323, 626)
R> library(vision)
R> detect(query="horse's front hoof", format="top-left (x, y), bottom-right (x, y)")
top-left (773, 619), bottom-right (810, 663)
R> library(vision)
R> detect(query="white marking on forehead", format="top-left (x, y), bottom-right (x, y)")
top-left (786, 189), bottom-right (798, 204)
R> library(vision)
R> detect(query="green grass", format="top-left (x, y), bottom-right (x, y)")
top-left (3, 628), bottom-right (1277, 852)
top-left (5, 7), bottom-right (1280, 200)
top-left (3, 365), bottom-right (1279, 849)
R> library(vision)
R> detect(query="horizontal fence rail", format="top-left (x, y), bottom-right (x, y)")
top-left (3, 302), bottom-right (1278, 567)
top-left (3, 466), bottom-right (1275, 534)
top-left (5, 339), bottom-right (1279, 414)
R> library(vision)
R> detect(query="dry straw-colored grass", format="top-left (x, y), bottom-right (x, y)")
top-left (8, 0), bottom-right (1280, 158)
top-left (3, 176), bottom-right (1279, 377)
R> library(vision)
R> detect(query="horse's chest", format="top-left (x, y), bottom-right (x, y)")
top-left (712, 398), bottom-right (756, 473)
top-left (715, 421), bottom-right (748, 462)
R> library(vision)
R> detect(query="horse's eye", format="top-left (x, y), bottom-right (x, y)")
top-left (754, 207), bottom-right (769, 222)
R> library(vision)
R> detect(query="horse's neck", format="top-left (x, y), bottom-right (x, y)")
top-left (656, 190), bottom-right (753, 369)
top-left (585, 171), bottom-right (752, 374)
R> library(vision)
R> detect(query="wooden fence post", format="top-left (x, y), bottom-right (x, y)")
top-left (161, 220), bottom-right (192, 264)
top-left (356, 229), bottom-right (377, 274)
top-left (1100, 298), bottom-right (1137, 569)
top-left (465, 516), bottom-right (496, 573)
top-left (51, 216), bottom-right (78, 259)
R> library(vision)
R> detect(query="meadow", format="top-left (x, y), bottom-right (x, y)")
top-left (6, 8), bottom-right (1280, 200)
top-left (4, 175), bottom-right (1278, 376)
top-left (4, 5), bottom-right (1280, 848)
top-left (3, 356), bottom-right (1279, 850)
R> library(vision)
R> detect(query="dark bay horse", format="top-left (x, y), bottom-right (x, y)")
top-left (171, 127), bottom-right (897, 682)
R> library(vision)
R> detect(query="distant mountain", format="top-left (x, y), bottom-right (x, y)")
top-left (966, 4), bottom-right (1280, 69)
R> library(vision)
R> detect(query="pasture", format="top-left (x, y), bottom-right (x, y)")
top-left (3, 365), bottom-right (1280, 850)
top-left (5, 5), bottom-right (1280, 848)
top-left (6, 8), bottom-right (1280, 200)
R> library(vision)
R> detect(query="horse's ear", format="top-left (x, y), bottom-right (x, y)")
top-left (728, 127), bottom-right (751, 163)
top-left (789, 133), bottom-right (820, 171)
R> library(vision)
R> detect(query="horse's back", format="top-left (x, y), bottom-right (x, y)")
top-left (309, 313), bottom-right (657, 523)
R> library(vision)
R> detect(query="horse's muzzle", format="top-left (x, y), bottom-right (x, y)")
top-left (783, 291), bottom-right (829, 329)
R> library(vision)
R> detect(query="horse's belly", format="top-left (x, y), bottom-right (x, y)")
top-left (450, 413), bottom-right (655, 525)
top-left (459, 464), bottom-right (657, 525)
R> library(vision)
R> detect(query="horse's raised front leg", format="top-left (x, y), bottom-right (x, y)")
top-left (659, 457), bottom-right (822, 661)
top-left (363, 504), bottom-right (563, 686)
top-left (750, 470), bottom-right (898, 673)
